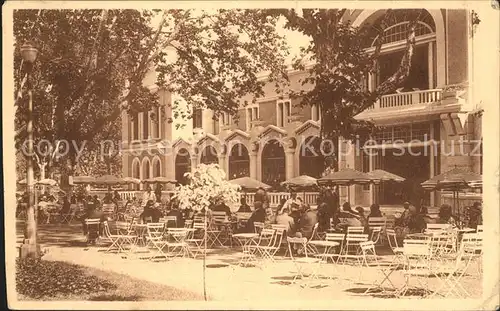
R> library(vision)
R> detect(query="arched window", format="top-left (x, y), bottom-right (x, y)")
top-left (175, 149), bottom-right (191, 185)
top-left (228, 144), bottom-right (250, 180)
top-left (200, 146), bottom-right (218, 165)
top-left (299, 136), bottom-right (324, 178)
top-left (261, 140), bottom-right (285, 188)
top-left (153, 157), bottom-right (162, 177)
top-left (132, 159), bottom-right (140, 190)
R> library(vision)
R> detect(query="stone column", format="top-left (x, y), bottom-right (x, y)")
top-left (250, 152), bottom-right (258, 180)
top-left (218, 155), bottom-right (227, 173)
top-left (190, 154), bottom-right (198, 173)
top-left (285, 149), bottom-right (295, 180)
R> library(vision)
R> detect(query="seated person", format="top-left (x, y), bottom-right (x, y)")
top-left (367, 204), bottom-right (382, 219)
top-left (60, 196), bottom-right (71, 216)
top-left (337, 202), bottom-right (362, 227)
top-left (103, 193), bottom-right (113, 204)
top-left (355, 206), bottom-right (369, 233)
top-left (406, 205), bottom-right (427, 234)
top-left (245, 201), bottom-right (266, 233)
top-left (167, 205), bottom-right (184, 228)
top-left (237, 197), bottom-right (252, 213)
top-left (436, 204), bottom-right (457, 227)
top-left (140, 200), bottom-right (162, 223)
top-left (276, 207), bottom-right (295, 236)
top-left (296, 204), bottom-right (318, 240)
top-left (467, 202), bottom-right (482, 230)
top-left (316, 197), bottom-right (331, 232)
top-left (212, 199), bottom-right (232, 217)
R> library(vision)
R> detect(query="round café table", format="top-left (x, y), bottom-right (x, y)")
top-left (233, 233), bottom-right (259, 266)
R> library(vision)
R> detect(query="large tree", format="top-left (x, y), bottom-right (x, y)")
top-left (269, 9), bottom-right (421, 171)
top-left (14, 9), bottom-right (288, 178)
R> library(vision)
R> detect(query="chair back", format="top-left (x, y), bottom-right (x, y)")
top-left (359, 241), bottom-right (376, 255)
top-left (212, 211), bottom-right (227, 223)
top-left (287, 236), bottom-right (308, 259)
top-left (369, 226), bottom-right (383, 243)
top-left (271, 228), bottom-right (285, 249)
top-left (325, 233), bottom-right (345, 242)
top-left (347, 226), bottom-right (365, 234)
top-left (385, 229), bottom-right (400, 250)
top-left (271, 224), bottom-right (287, 234)
top-left (460, 232), bottom-right (482, 254)
top-left (184, 219), bottom-right (193, 228)
top-left (236, 212), bottom-right (252, 220)
top-left (165, 216), bottom-right (177, 227)
top-left (426, 223), bottom-right (451, 233)
top-left (385, 216), bottom-right (395, 229)
top-left (167, 228), bottom-right (188, 242)
top-left (115, 221), bottom-right (131, 234)
top-left (254, 222), bottom-right (265, 234)
top-left (103, 221), bottom-right (113, 238)
top-left (193, 222), bottom-right (205, 230)
top-left (144, 216), bottom-right (153, 223)
top-left (102, 204), bottom-right (115, 214)
top-left (257, 228), bottom-right (275, 247)
top-left (85, 218), bottom-right (101, 225)
top-left (368, 217), bottom-right (386, 228)
top-left (194, 215), bottom-right (205, 224)
top-left (346, 233), bottom-right (369, 243)
top-left (147, 223), bottom-right (165, 240)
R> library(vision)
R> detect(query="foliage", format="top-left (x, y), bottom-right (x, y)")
top-left (13, 9), bottom-right (288, 173)
top-left (16, 258), bottom-right (116, 299)
top-left (175, 163), bottom-right (240, 211)
top-left (265, 9), bottom-right (421, 171)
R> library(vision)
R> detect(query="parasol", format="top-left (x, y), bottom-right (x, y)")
top-left (72, 176), bottom-right (97, 185)
top-left (230, 177), bottom-right (271, 191)
top-left (143, 176), bottom-right (177, 184)
top-left (121, 176), bottom-right (142, 185)
top-left (94, 175), bottom-right (123, 185)
top-left (36, 178), bottom-right (58, 186)
top-left (421, 167), bottom-right (482, 227)
top-left (318, 168), bottom-right (373, 202)
top-left (281, 175), bottom-right (318, 189)
top-left (368, 169), bottom-right (406, 184)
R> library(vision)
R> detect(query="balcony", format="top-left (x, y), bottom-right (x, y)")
top-left (366, 89), bottom-right (442, 110)
top-left (355, 88), bottom-right (462, 124)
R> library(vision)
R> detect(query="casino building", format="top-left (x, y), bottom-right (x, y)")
top-left (121, 9), bottom-right (482, 208)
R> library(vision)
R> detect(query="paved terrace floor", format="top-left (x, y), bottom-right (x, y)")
top-left (14, 221), bottom-right (482, 301)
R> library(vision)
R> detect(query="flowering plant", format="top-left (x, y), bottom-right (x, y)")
top-left (175, 163), bottom-right (240, 211)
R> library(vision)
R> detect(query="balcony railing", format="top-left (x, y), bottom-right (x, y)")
top-left (366, 89), bottom-right (442, 110)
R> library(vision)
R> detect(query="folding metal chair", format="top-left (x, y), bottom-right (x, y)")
top-left (368, 217), bottom-right (387, 244)
top-left (397, 239), bottom-right (433, 297)
top-left (186, 222), bottom-right (206, 258)
top-left (165, 228), bottom-right (190, 258)
top-left (256, 228), bottom-right (284, 263)
top-left (102, 221), bottom-right (126, 253)
top-left (339, 233), bottom-right (369, 266)
top-left (145, 223), bottom-right (168, 261)
top-left (287, 237), bottom-right (322, 287)
top-left (359, 241), bottom-right (399, 295)
top-left (246, 228), bottom-right (275, 267)
top-left (60, 207), bottom-right (76, 224)
top-left (114, 221), bottom-right (138, 253)
top-left (347, 226), bottom-right (365, 234)
top-left (253, 222), bottom-right (265, 234)
top-left (84, 218), bottom-right (101, 244)
top-left (165, 216), bottom-right (178, 228)
top-left (323, 233), bottom-right (345, 264)
top-left (369, 226), bottom-right (383, 245)
top-left (386, 229), bottom-right (405, 267)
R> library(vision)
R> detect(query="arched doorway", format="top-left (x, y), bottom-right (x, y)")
top-left (153, 158), bottom-right (161, 177)
top-left (175, 149), bottom-right (191, 185)
top-left (200, 146), bottom-right (218, 165)
top-left (261, 139), bottom-right (285, 188)
top-left (132, 159), bottom-right (140, 190)
top-left (228, 144), bottom-right (249, 179)
top-left (299, 136), bottom-right (324, 178)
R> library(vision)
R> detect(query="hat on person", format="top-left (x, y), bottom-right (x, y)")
top-left (403, 201), bottom-right (410, 207)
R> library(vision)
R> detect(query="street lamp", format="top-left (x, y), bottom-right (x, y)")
top-left (19, 41), bottom-right (40, 259)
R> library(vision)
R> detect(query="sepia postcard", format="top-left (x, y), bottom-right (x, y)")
top-left (3, 1), bottom-right (499, 310)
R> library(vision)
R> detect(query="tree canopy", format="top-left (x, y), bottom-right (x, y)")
top-left (14, 9), bottom-right (289, 174)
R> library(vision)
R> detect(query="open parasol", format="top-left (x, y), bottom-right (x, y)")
top-left (121, 176), bottom-right (142, 185)
top-left (72, 176), bottom-right (97, 185)
top-left (143, 176), bottom-right (177, 184)
top-left (230, 177), bottom-right (271, 191)
top-left (94, 175), bottom-right (123, 185)
top-left (368, 169), bottom-right (406, 184)
top-left (421, 167), bottom-right (482, 227)
top-left (281, 175), bottom-right (318, 189)
top-left (318, 168), bottom-right (373, 201)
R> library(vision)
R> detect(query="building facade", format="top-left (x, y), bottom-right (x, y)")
top-left (121, 9), bottom-right (482, 207)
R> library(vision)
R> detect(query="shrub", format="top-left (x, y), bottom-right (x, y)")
top-left (16, 258), bottom-right (116, 299)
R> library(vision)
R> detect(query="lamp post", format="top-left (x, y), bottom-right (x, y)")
top-left (19, 41), bottom-right (40, 259)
